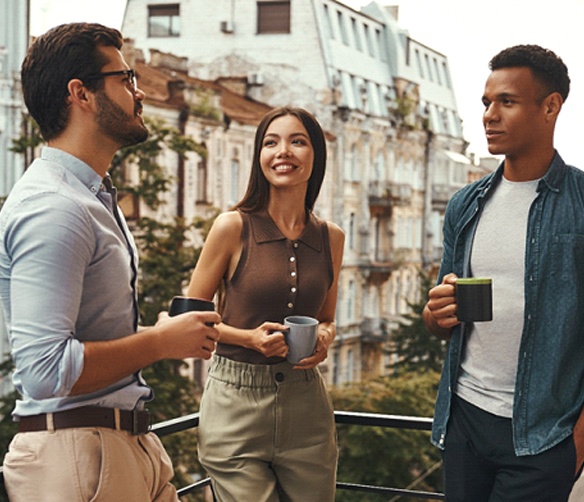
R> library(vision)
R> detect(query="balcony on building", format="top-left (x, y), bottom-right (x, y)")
top-left (368, 180), bottom-right (413, 209)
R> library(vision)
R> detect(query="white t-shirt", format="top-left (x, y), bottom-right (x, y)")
top-left (456, 176), bottom-right (539, 418)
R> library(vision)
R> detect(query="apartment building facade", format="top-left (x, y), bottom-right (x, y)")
top-left (120, 0), bottom-right (472, 385)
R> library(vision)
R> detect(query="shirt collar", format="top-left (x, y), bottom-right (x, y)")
top-left (250, 209), bottom-right (322, 252)
top-left (482, 150), bottom-right (566, 196)
top-left (538, 151), bottom-right (566, 193)
top-left (41, 146), bottom-right (104, 196)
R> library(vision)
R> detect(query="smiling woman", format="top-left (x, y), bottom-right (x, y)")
top-left (184, 106), bottom-right (345, 501)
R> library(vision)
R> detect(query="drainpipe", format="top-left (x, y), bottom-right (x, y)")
top-left (422, 128), bottom-right (434, 269)
top-left (176, 106), bottom-right (189, 218)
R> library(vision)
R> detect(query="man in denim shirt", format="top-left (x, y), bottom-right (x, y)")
top-left (0, 23), bottom-right (221, 501)
top-left (424, 45), bottom-right (584, 501)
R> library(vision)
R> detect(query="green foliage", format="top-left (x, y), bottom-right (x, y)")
top-left (0, 359), bottom-right (17, 501)
top-left (331, 371), bottom-right (443, 501)
top-left (111, 117), bottom-right (207, 210)
top-left (387, 269), bottom-right (447, 375)
top-left (113, 118), bottom-right (214, 498)
top-left (9, 115), bottom-right (43, 155)
top-left (134, 216), bottom-right (201, 325)
top-left (189, 92), bottom-right (221, 122)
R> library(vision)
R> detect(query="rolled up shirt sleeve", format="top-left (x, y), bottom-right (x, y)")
top-left (6, 193), bottom-right (93, 399)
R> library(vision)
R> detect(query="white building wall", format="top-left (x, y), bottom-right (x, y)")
top-left (123, 0), bottom-right (331, 115)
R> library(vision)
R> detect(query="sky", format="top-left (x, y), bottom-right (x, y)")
top-left (30, 0), bottom-right (584, 168)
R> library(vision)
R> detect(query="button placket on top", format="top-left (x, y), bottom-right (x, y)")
top-left (286, 241), bottom-right (299, 311)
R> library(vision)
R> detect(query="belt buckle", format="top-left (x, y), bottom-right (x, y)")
top-left (132, 409), bottom-right (150, 435)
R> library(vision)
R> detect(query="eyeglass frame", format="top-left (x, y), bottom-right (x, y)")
top-left (84, 69), bottom-right (137, 92)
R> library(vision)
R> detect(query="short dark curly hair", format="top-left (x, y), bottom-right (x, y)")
top-left (489, 44), bottom-right (570, 103)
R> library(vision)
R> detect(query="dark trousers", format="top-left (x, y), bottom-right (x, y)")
top-left (442, 395), bottom-right (576, 502)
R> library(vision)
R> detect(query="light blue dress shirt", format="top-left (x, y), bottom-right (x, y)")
top-left (0, 147), bottom-right (151, 418)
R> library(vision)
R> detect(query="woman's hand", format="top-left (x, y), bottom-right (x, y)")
top-left (248, 321), bottom-right (289, 358)
top-left (293, 324), bottom-right (334, 369)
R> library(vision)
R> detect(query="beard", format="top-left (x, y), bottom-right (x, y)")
top-left (95, 91), bottom-right (149, 147)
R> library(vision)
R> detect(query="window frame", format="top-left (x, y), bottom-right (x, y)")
top-left (257, 0), bottom-right (291, 34)
top-left (147, 4), bottom-right (180, 38)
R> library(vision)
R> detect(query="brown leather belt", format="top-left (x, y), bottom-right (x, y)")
top-left (18, 406), bottom-right (150, 435)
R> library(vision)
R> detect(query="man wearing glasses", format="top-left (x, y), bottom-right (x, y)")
top-left (0, 23), bottom-right (220, 501)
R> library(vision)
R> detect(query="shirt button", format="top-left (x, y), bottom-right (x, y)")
top-left (291, 271), bottom-right (296, 277)
top-left (287, 302), bottom-right (293, 308)
top-left (289, 256), bottom-right (296, 262)
top-left (293, 242), bottom-right (299, 248)
top-left (275, 372), bottom-right (285, 382)
top-left (291, 287), bottom-right (297, 293)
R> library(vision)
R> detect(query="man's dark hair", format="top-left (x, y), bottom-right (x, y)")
top-left (21, 23), bottom-right (124, 141)
top-left (489, 44), bottom-right (570, 103)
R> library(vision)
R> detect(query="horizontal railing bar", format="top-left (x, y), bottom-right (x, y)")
top-left (176, 477), bottom-right (211, 497)
top-left (151, 412), bottom-right (200, 437)
top-left (152, 410), bottom-right (434, 438)
top-left (337, 482), bottom-right (444, 499)
top-left (1, 411), bottom-right (441, 500)
top-left (174, 479), bottom-right (445, 499)
top-left (334, 410), bottom-right (434, 430)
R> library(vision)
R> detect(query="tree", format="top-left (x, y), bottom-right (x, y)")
top-left (386, 269), bottom-right (447, 374)
top-left (111, 117), bottom-right (216, 500)
top-left (330, 371), bottom-right (443, 501)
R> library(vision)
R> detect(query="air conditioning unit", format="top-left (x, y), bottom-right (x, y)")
top-left (247, 72), bottom-right (264, 86)
top-left (220, 20), bottom-right (234, 33)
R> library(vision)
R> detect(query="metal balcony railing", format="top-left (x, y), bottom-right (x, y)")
top-left (0, 411), bottom-right (445, 500)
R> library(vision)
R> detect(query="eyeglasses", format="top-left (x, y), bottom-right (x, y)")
top-left (85, 69), bottom-right (137, 92)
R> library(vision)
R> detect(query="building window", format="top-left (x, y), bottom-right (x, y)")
top-left (350, 143), bottom-right (360, 181)
top-left (424, 53), bottom-right (434, 81)
top-left (442, 62), bottom-right (452, 88)
top-left (375, 29), bottom-right (386, 61)
top-left (337, 11), bottom-right (349, 45)
top-left (257, 1), bottom-right (291, 34)
top-left (148, 4), bottom-right (180, 37)
top-left (415, 49), bottom-right (424, 78)
top-left (196, 157), bottom-right (208, 203)
top-left (324, 4), bottom-right (334, 39)
top-left (347, 280), bottom-right (355, 322)
top-left (229, 157), bottom-right (240, 205)
top-left (349, 212), bottom-right (356, 249)
top-left (351, 17), bottom-right (362, 51)
top-left (346, 348), bottom-right (354, 382)
top-left (433, 58), bottom-right (443, 85)
top-left (363, 24), bottom-right (375, 57)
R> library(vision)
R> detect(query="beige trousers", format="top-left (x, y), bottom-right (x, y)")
top-left (3, 427), bottom-right (179, 501)
top-left (198, 355), bottom-right (338, 502)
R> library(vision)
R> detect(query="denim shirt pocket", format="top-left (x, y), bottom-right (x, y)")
top-left (550, 233), bottom-right (584, 281)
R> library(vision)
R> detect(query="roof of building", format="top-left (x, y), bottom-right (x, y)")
top-left (134, 60), bottom-right (273, 127)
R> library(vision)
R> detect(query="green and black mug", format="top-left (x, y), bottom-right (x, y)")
top-left (455, 278), bottom-right (492, 322)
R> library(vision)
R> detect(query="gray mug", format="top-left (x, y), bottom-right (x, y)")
top-left (284, 315), bottom-right (319, 364)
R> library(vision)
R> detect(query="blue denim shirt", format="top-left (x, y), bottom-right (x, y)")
top-left (432, 152), bottom-right (584, 456)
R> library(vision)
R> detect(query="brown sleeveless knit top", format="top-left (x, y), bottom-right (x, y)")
top-left (217, 209), bottom-right (334, 364)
